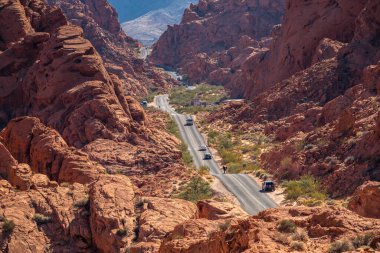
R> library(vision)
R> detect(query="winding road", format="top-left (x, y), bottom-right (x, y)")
top-left (154, 94), bottom-right (277, 214)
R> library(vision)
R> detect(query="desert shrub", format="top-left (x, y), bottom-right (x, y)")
top-left (351, 233), bottom-right (374, 249)
top-left (218, 220), bottom-right (231, 232)
top-left (135, 198), bottom-right (148, 209)
top-left (282, 175), bottom-right (327, 202)
top-left (290, 241), bottom-right (305, 251)
top-left (33, 214), bottom-right (52, 225)
top-left (199, 166), bottom-right (210, 176)
top-left (325, 156), bottom-right (338, 166)
top-left (116, 228), bottom-right (128, 237)
top-left (280, 157), bottom-right (292, 169)
top-left (219, 149), bottom-right (241, 164)
top-left (2, 219), bottom-right (15, 236)
top-left (278, 219), bottom-right (297, 233)
top-left (177, 176), bottom-right (213, 202)
top-left (74, 197), bottom-right (90, 208)
top-left (295, 140), bottom-right (306, 152)
top-left (60, 182), bottom-right (70, 187)
top-left (180, 142), bottom-right (193, 166)
top-left (292, 230), bottom-right (308, 241)
top-left (327, 240), bottom-right (353, 253)
top-left (219, 136), bottom-right (233, 149)
top-left (274, 233), bottom-right (290, 245)
top-left (208, 130), bottom-right (219, 140)
top-left (344, 156), bottom-right (355, 165)
top-left (166, 116), bottom-right (180, 138)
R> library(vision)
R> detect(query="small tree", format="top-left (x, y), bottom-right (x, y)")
top-left (177, 176), bottom-right (213, 202)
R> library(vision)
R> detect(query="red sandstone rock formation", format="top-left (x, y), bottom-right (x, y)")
top-left (349, 181), bottom-right (380, 219)
top-left (47, 0), bottom-right (176, 96)
top-left (203, 0), bottom-right (380, 198)
top-left (159, 206), bottom-right (380, 253)
top-left (150, 0), bottom-right (284, 93)
top-left (0, 0), bottom-right (192, 197)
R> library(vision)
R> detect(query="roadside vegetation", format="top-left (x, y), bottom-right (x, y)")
top-left (206, 130), bottom-right (273, 174)
top-left (176, 176), bottom-right (214, 202)
top-left (164, 113), bottom-right (193, 166)
top-left (169, 83), bottom-right (227, 114)
top-left (282, 175), bottom-right (327, 206)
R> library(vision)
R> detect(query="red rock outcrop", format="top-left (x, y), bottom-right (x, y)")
top-left (348, 181), bottom-right (380, 219)
top-left (150, 0), bottom-right (285, 90)
top-left (197, 199), bottom-right (248, 220)
top-left (90, 175), bottom-right (136, 253)
top-left (159, 206), bottom-right (380, 253)
top-left (132, 197), bottom-right (198, 252)
top-left (47, 0), bottom-right (176, 97)
top-left (203, 0), bottom-right (380, 198)
top-left (0, 117), bottom-right (101, 184)
top-left (0, 0), bottom-right (192, 198)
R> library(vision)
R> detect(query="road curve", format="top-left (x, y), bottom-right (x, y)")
top-left (154, 94), bottom-right (277, 214)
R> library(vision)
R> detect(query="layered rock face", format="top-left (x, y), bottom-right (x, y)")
top-left (204, 0), bottom-right (380, 199)
top-left (150, 0), bottom-right (285, 94)
top-left (159, 206), bottom-right (380, 253)
top-left (47, 0), bottom-right (176, 96)
top-left (0, 0), bottom-right (191, 197)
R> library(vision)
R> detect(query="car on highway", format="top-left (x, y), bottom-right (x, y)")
top-left (203, 153), bottom-right (212, 160)
top-left (141, 100), bottom-right (148, 107)
top-left (199, 145), bottom-right (207, 151)
top-left (262, 181), bottom-right (275, 192)
top-left (185, 118), bottom-right (194, 126)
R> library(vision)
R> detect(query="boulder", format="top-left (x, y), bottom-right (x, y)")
top-left (348, 181), bottom-right (380, 219)
top-left (197, 200), bottom-right (248, 220)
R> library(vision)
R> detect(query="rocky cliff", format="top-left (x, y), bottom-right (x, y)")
top-left (150, 0), bottom-right (285, 95)
top-left (203, 0), bottom-right (380, 199)
top-left (47, 0), bottom-right (176, 96)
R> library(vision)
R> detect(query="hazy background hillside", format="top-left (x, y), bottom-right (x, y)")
top-left (108, 0), bottom-right (173, 21)
top-left (110, 0), bottom-right (197, 46)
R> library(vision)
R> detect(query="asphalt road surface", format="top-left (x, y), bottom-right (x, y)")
top-left (154, 94), bottom-right (277, 214)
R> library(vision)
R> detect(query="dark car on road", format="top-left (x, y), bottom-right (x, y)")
top-left (199, 145), bottom-right (207, 151)
top-left (262, 181), bottom-right (275, 192)
top-left (185, 118), bottom-right (194, 126)
top-left (203, 153), bottom-right (212, 160)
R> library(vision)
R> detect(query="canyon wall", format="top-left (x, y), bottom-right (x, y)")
top-left (47, 0), bottom-right (176, 96)
top-left (205, 0), bottom-right (380, 197)
top-left (150, 0), bottom-right (285, 97)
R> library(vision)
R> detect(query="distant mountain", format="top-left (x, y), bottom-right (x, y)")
top-left (108, 0), bottom-right (173, 22)
top-left (121, 0), bottom-right (197, 46)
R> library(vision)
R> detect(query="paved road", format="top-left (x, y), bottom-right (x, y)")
top-left (138, 47), bottom-right (150, 59)
top-left (154, 95), bottom-right (277, 214)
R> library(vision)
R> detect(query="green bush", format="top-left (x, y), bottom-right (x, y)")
top-left (278, 219), bottom-right (297, 233)
top-left (74, 197), bottom-right (90, 208)
top-left (199, 166), bottom-right (210, 176)
top-left (166, 117), bottom-right (180, 139)
top-left (351, 233), bottom-right (374, 249)
top-left (282, 175), bottom-right (327, 202)
top-left (177, 176), bottom-right (213, 202)
top-left (292, 230), bottom-right (308, 241)
top-left (180, 142), bottom-right (193, 166)
top-left (327, 240), bottom-right (353, 253)
top-left (290, 241), bottom-right (305, 251)
top-left (2, 219), bottom-right (15, 236)
top-left (33, 214), bottom-right (52, 225)
top-left (116, 228), bottom-right (128, 237)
